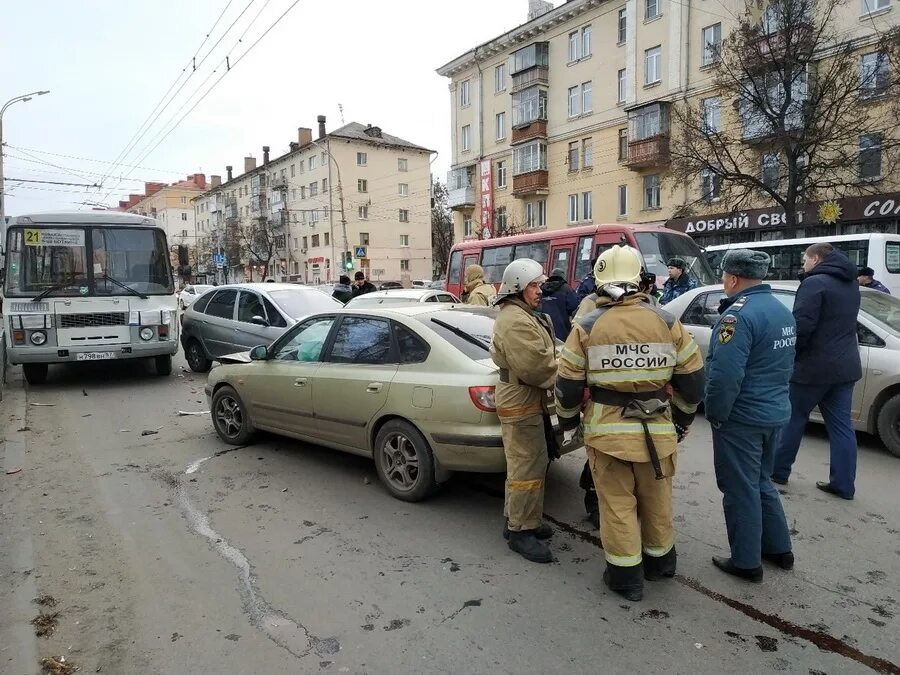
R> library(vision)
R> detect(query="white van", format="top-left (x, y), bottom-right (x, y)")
top-left (705, 233), bottom-right (900, 294)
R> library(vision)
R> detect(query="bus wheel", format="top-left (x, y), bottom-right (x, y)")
top-left (155, 355), bottom-right (173, 376)
top-left (23, 363), bottom-right (48, 385)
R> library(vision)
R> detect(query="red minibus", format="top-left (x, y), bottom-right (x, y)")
top-left (446, 223), bottom-right (716, 297)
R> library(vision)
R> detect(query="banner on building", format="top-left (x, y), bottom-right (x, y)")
top-left (480, 160), bottom-right (493, 239)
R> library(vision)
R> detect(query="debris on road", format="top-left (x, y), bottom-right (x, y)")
top-left (18, 426), bottom-right (31, 431)
top-left (118, 429), bottom-right (131, 433)
top-left (30, 403), bottom-right (56, 407)
top-left (141, 430), bottom-right (158, 437)
top-left (6, 467), bottom-right (23, 475)
top-left (176, 410), bottom-right (209, 416)
top-left (33, 595), bottom-right (58, 607)
top-left (31, 611), bottom-right (60, 637)
top-left (39, 655), bottom-right (76, 675)
top-left (82, 389), bottom-right (88, 397)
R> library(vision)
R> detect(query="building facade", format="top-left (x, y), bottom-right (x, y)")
top-left (437, 0), bottom-right (900, 254)
top-left (193, 117), bottom-right (434, 285)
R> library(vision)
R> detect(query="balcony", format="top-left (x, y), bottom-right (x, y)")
top-left (511, 66), bottom-right (549, 93)
top-left (624, 135), bottom-right (670, 169)
top-left (447, 168), bottom-right (475, 210)
top-left (512, 170), bottom-right (549, 196)
top-left (511, 119), bottom-right (548, 145)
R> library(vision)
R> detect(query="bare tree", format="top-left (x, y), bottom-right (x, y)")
top-left (431, 179), bottom-right (454, 277)
top-left (239, 217), bottom-right (282, 282)
top-left (669, 0), bottom-right (900, 227)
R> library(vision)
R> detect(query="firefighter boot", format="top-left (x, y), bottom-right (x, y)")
top-left (507, 530), bottom-right (553, 564)
top-left (603, 562), bottom-right (644, 602)
top-left (503, 522), bottom-right (553, 540)
top-left (643, 547), bottom-right (677, 581)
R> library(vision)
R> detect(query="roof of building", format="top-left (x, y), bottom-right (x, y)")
top-left (327, 123), bottom-right (434, 153)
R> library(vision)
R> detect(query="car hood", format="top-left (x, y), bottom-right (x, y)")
top-left (217, 351), bottom-right (253, 365)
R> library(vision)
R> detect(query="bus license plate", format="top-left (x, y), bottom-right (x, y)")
top-left (76, 352), bottom-right (116, 361)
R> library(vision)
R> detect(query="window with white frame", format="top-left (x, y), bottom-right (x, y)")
top-left (460, 79), bottom-right (471, 107)
top-left (513, 142), bottom-right (547, 175)
top-left (860, 51), bottom-right (890, 97)
top-left (618, 7), bottom-right (627, 43)
top-left (181, 196), bottom-right (187, 204)
top-left (290, 164), bottom-right (296, 177)
top-left (399, 183), bottom-right (409, 196)
top-left (525, 200), bottom-right (546, 229)
top-left (512, 86), bottom-right (548, 126)
top-left (583, 138), bottom-right (593, 168)
top-left (617, 185), bottom-right (628, 216)
top-left (583, 25), bottom-right (592, 57)
top-left (761, 153), bottom-right (780, 190)
top-left (618, 128), bottom-right (629, 160)
top-left (644, 174), bottom-right (661, 209)
top-left (568, 141), bottom-right (580, 171)
top-left (495, 63), bottom-right (506, 92)
top-left (357, 152), bottom-right (367, 166)
top-left (495, 206), bottom-right (507, 233)
top-left (582, 81), bottom-right (593, 113)
top-left (568, 86), bottom-right (581, 117)
top-left (700, 167), bottom-right (720, 201)
top-left (309, 155), bottom-right (317, 170)
top-left (298, 161), bottom-right (305, 174)
top-left (461, 124), bottom-right (471, 152)
top-left (301, 186), bottom-right (307, 199)
top-left (582, 191), bottom-right (593, 221)
top-left (400, 259), bottom-right (410, 272)
top-left (398, 158), bottom-right (408, 172)
top-left (358, 179), bottom-right (368, 193)
top-left (309, 182), bottom-right (318, 197)
top-left (463, 214), bottom-right (473, 237)
top-left (701, 97), bottom-right (721, 133)
top-left (569, 31), bottom-right (580, 62)
top-left (310, 209), bottom-right (320, 224)
top-left (618, 69), bottom-right (627, 103)
top-left (311, 234), bottom-right (320, 247)
top-left (399, 209), bottom-right (409, 223)
top-left (292, 188), bottom-right (296, 200)
top-left (863, 0), bottom-right (890, 14)
top-left (359, 232), bottom-right (369, 246)
top-left (359, 205), bottom-right (369, 219)
top-left (568, 194), bottom-right (579, 223)
top-left (646, 0), bottom-right (660, 20)
top-left (701, 23), bottom-right (722, 66)
top-left (496, 112), bottom-right (507, 140)
top-left (322, 178), bottom-right (327, 192)
top-left (181, 212), bottom-right (188, 221)
top-left (859, 133), bottom-right (883, 179)
top-left (645, 46), bottom-right (661, 84)
top-left (496, 160), bottom-right (507, 188)
top-left (400, 234), bottom-right (409, 247)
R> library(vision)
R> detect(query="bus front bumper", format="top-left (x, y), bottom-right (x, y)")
top-left (7, 341), bottom-right (177, 365)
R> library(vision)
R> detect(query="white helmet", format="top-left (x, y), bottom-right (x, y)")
top-left (494, 258), bottom-right (546, 305)
top-left (594, 245), bottom-right (643, 286)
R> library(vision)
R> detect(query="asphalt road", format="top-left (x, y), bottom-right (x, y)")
top-left (1, 355), bottom-right (898, 675)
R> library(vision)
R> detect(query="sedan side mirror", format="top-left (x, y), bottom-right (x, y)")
top-left (250, 315), bottom-right (270, 327)
top-left (249, 344), bottom-right (269, 360)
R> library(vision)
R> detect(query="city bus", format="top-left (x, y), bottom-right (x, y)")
top-left (446, 223), bottom-right (717, 298)
top-left (2, 212), bottom-right (179, 384)
top-left (705, 233), bottom-right (900, 294)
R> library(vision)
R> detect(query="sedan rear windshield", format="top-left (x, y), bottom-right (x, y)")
top-left (414, 309), bottom-right (496, 360)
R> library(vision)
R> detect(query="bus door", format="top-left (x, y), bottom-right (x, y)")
top-left (549, 243), bottom-right (575, 282)
top-left (594, 229), bottom-right (628, 258)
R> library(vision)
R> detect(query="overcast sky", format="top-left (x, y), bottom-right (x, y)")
top-left (1, 0), bottom-right (527, 215)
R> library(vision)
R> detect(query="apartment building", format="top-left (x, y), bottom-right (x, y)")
top-left (120, 173), bottom-right (207, 274)
top-left (437, 0), bottom-right (900, 250)
top-left (193, 117), bottom-right (434, 284)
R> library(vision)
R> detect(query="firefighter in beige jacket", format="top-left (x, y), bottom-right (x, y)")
top-left (462, 264), bottom-right (497, 306)
top-left (490, 258), bottom-right (558, 563)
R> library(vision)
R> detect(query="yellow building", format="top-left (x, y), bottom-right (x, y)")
top-left (437, 0), bottom-right (900, 248)
top-left (193, 117), bottom-right (434, 284)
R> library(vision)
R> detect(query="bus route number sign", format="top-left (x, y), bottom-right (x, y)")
top-left (24, 229), bottom-right (86, 248)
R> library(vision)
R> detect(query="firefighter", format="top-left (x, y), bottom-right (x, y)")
top-left (462, 264), bottom-right (497, 306)
top-left (491, 258), bottom-right (558, 563)
top-left (555, 246), bottom-right (705, 601)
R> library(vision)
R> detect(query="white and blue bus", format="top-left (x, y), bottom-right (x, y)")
top-left (2, 212), bottom-right (179, 384)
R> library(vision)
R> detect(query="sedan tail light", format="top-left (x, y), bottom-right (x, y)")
top-left (469, 386), bottom-right (496, 413)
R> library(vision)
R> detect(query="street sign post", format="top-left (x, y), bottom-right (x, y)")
top-left (354, 246), bottom-right (367, 258)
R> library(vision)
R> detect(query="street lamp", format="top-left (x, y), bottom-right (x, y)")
top-left (0, 90), bottom-right (50, 226)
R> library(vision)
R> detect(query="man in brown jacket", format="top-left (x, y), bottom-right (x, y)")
top-left (490, 258), bottom-right (557, 563)
top-left (462, 264), bottom-right (497, 306)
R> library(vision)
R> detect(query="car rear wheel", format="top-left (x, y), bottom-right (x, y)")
top-left (373, 420), bottom-right (438, 502)
top-left (876, 394), bottom-right (900, 458)
top-left (185, 339), bottom-right (211, 373)
top-left (23, 363), bottom-right (48, 385)
top-left (211, 386), bottom-right (254, 445)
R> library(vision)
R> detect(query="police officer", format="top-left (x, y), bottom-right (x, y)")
top-left (706, 249), bottom-right (794, 583)
top-left (491, 258), bottom-right (558, 563)
top-left (556, 246), bottom-right (705, 601)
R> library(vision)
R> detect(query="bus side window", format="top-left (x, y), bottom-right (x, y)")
top-left (448, 250), bottom-right (463, 287)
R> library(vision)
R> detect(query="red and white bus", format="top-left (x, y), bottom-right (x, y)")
top-left (446, 223), bottom-right (716, 298)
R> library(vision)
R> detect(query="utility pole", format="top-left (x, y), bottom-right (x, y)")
top-left (312, 138), bottom-right (348, 281)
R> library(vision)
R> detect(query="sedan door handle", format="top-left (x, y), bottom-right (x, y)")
top-left (366, 382), bottom-right (383, 393)
top-left (294, 377), bottom-right (308, 387)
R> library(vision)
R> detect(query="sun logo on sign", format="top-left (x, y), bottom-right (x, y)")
top-left (818, 200), bottom-right (842, 225)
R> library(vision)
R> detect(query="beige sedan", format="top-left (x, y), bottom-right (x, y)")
top-left (664, 282), bottom-right (900, 457)
top-left (205, 305), bottom-right (576, 501)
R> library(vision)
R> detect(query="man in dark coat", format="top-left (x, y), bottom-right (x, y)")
top-left (350, 271), bottom-right (377, 298)
top-left (772, 243), bottom-right (862, 500)
top-left (575, 258), bottom-right (597, 300)
top-left (660, 258), bottom-right (698, 305)
top-left (857, 266), bottom-right (891, 294)
top-left (540, 269), bottom-right (580, 340)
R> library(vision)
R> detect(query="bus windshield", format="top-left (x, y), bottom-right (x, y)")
top-left (634, 231), bottom-right (717, 286)
top-left (5, 226), bottom-right (173, 298)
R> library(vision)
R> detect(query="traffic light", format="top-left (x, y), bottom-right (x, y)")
top-left (343, 251), bottom-right (353, 271)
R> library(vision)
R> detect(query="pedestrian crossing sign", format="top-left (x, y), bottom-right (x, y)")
top-left (354, 246), bottom-right (367, 258)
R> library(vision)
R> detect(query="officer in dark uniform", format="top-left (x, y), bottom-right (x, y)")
top-left (705, 249), bottom-right (795, 582)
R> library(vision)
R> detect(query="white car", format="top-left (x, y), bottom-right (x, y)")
top-left (664, 282), bottom-right (900, 457)
top-left (344, 288), bottom-right (460, 308)
top-left (179, 284), bottom-right (215, 310)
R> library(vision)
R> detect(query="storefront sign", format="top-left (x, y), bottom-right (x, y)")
top-left (479, 160), bottom-right (493, 239)
top-left (307, 256), bottom-right (325, 264)
top-left (666, 192), bottom-right (900, 235)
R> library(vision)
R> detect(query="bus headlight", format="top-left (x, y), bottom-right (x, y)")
top-left (30, 331), bottom-right (47, 346)
top-left (139, 327), bottom-right (154, 341)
